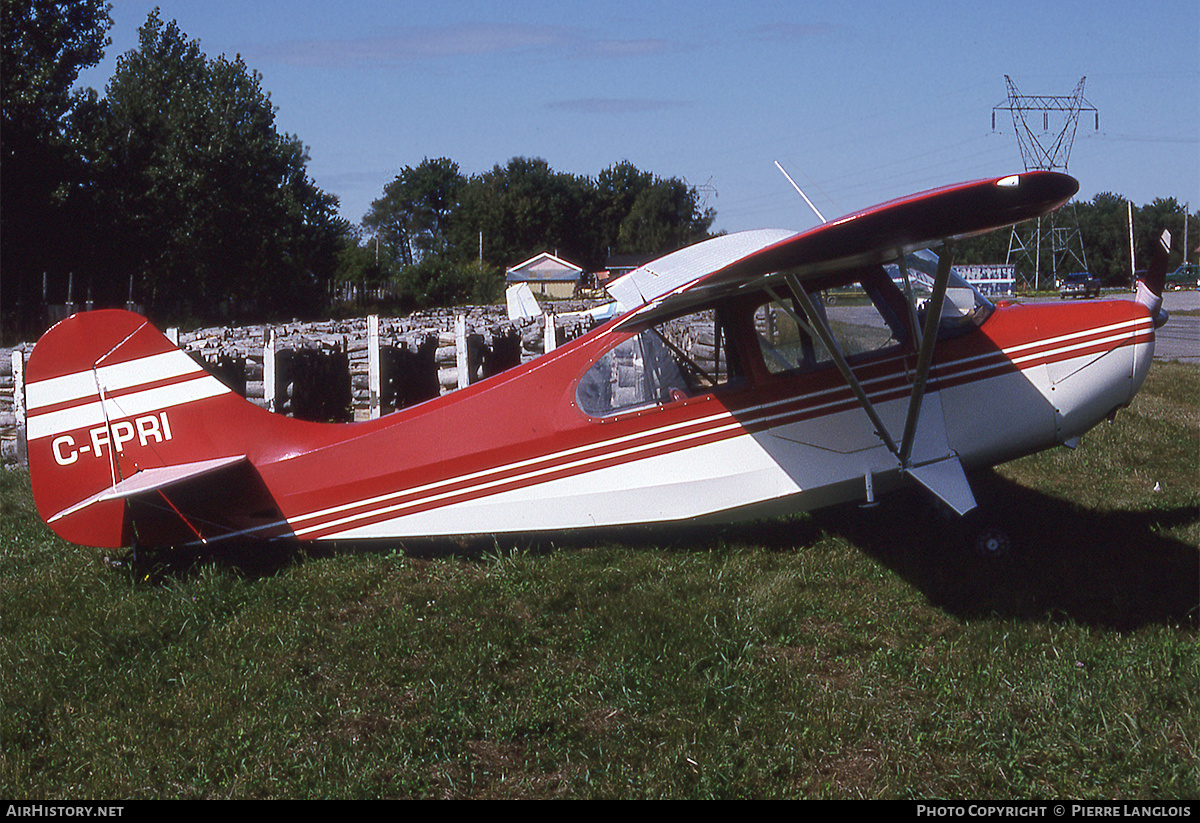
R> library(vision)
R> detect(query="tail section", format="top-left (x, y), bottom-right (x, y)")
top-left (25, 310), bottom-right (292, 548)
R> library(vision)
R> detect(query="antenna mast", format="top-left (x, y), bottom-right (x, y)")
top-left (775, 161), bottom-right (827, 224)
top-left (993, 76), bottom-right (1097, 290)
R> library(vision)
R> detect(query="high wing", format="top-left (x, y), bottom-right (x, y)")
top-left (609, 170), bottom-right (1078, 516)
top-left (609, 171), bottom-right (1078, 329)
top-left (606, 228), bottom-right (796, 312)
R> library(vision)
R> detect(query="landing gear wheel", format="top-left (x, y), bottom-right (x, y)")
top-left (972, 526), bottom-right (1012, 560)
top-left (956, 507), bottom-right (1015, 562)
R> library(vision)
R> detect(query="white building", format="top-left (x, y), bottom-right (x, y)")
top-left (506, 252), bottom-right (584, 300)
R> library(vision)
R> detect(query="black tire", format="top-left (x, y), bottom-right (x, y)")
top-left (971, 525), bottom-right (1012, 560)
top-left (958, 510), bottom-right (1014, 561)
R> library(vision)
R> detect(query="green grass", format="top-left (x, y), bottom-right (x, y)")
top-left (1, 365), bottom-right (1196, 799)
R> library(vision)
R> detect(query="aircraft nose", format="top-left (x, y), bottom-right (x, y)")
top-left (1048, 306), bottom-right (1156, 443)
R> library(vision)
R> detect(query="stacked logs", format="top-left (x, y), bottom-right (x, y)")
top-left (0, 347), bottom-right (29, 464)
top-left (2, 301), bottom-right (607, 463)
top-left (174, 309), bottom-right (581, 418)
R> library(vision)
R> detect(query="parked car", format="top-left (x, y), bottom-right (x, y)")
top-left (1058, 272), bottom-right (1101, 299)
top-left (1165, 263), bottom-right (1198, 291)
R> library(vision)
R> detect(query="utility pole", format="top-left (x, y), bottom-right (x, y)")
top-left (993, 76), bottom-right (1097, 291)
top-left (1184, 203), bottom-right (1190, 266)
top-left (1128, 201), bottom-right (1136, 286)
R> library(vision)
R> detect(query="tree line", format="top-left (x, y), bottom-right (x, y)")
top-left (352, 156), bottom-right (715, 311)
top-left (1, 3), bottom-right (713, 340)
top-left (951, 193), bottom-right (1196, 289)
top-left (2, 2), bottom-right (1194, 345)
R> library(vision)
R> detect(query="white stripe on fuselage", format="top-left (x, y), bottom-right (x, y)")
top-left (25, 350), bottom-right (228, 441)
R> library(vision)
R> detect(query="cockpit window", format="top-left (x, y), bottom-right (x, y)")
top-left (577, 309), bottom-right (743, 417)
top-left (755, 272), bottom-right (908, 375)
top-left (884, 250), bottom-right (994, 338)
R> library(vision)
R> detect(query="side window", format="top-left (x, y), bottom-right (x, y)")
top-left (884, 250), bottom-right (995, 339)
top-left (577, 309), bottom-right (743, 417)
top-left (755, 277), bottom-right (907, 375)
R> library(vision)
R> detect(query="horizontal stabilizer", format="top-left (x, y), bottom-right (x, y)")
top-left (904, 456), bottom-right (977, 516)
top-left (49, 455), bottom-right (247, 524)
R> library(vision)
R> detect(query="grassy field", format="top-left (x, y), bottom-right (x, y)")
top-left (1, 364), bottom-right (1196, 799)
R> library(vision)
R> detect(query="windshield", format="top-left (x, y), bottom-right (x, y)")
top-left (883, 249), bottom-right (994, 337)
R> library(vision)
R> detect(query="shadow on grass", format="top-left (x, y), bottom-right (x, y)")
top-left (811, 469), bottom-right (1200, 631)
top-left (120, 469), bottom-right (1197, 631)
top-left (112, 537), bottom-right (339, 584)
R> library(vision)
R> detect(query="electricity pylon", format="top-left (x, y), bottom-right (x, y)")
top-left (993, 76), bottom-right (1097, 290)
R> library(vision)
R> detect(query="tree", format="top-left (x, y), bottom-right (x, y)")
top-left (451, 157), bottom-right (594, 270)
top-left (1077, 192), bottom-right (1133, 286)
top-left (360, 155), bottom-right (718, 308)
top-left (449, 157), bottom-right (713, 270)
top-left (76, 10), bottom-right (349, 324)
top-left (363, 157), bottom-right (464, 268)
top-left (1, 0), bottom-right (112, 339)
top-left (394, 256), bottom-right (502, 311)
top-left (616, 174), bottom-right (714, 256)
top-left (593, 161), bottom-right (654, 255)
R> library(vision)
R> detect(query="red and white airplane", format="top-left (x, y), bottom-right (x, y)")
top-left (22, 171), bottom-right (1170, 553)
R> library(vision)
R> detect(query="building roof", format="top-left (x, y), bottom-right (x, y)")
top-left (506, 252), bottom-right (584, 283)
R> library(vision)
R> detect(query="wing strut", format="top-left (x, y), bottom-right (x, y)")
top-left (899, 242), bottom-right (954, 467)
top-left (785, 274), bottom-right (900, 457)
top-left (783, 245), bottom-right (977, 515)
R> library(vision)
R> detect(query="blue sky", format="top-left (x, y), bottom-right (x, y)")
top-left (76, 0), bottom-right (1199, 236)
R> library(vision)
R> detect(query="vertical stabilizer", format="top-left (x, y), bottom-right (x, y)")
top-left (24, 310), bottom-right (284, 547)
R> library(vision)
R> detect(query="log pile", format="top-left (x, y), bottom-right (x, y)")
top-left (0, 346), bottom-right (29, 464)
top-left (2, 300), bottom-right (606, 462)
top-left (174, 304), bottom-right (595, 417)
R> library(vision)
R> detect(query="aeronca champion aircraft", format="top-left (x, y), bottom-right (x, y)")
top-left (23, 171), bottom-right (1171, 554)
